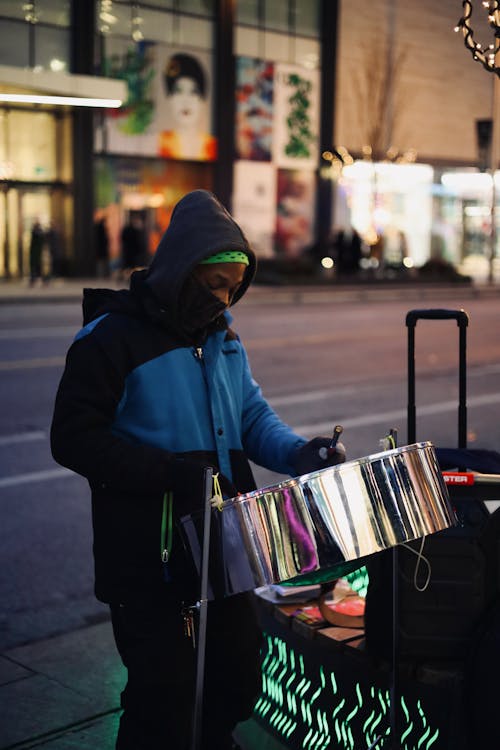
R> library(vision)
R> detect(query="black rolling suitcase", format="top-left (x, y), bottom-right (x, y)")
top-left (364, 309), bottom-right (500, 748)
top-left (365, 308), bottom-right (500, 655)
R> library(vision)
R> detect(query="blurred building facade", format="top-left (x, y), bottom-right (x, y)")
top-left (0, 0), bottom-right (498, 279)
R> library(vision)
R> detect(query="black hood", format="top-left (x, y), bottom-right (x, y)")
top-left (80, 191), bottom-right (256, 335)
top-left (144, 190), bottom-right (256, 317)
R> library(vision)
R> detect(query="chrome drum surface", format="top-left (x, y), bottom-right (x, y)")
top-left (180, 442), bottom-right (456, 599)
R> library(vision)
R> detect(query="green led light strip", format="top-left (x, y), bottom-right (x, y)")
top-left (256, 634), bottom-right (440, 750)
top-left (281, 565), bottom-right (370, 599)
top-left (343, 566), bottom-right (369, 598)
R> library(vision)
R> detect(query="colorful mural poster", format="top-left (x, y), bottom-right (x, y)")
top-left (273, 63), bottom-right (320, 169)
top-left (235, 57), bottom-right (274, 161)
top-left (100, 41), bottom-right (216, 162)
top-left (233, 161), bottom-right (277, 258)
top-left (275, 168), bottom-right (315, 258)
top-left (100, 38), bottom-right (159, 156)
top-left (154, 46), bottom-right (216, 162)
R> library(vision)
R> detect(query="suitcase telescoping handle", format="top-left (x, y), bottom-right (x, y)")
top-left (405, 309), bottom-right (469, 448)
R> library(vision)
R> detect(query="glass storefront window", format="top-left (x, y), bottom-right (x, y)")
top-left (335, 162), bottom-right (500, 281)
top-left (335, 161), bottom-right (434, 268)
top-left (236, 0), bottom-right (259, 26)
top-left (295, 0), bottom-right (319, 37)
top-left (177, 0), bottom-right (214, 15)
top-left (98, 3), bottom-right (213, 49)
top-left (436, 168), bottom-right (500, 281)
top-left (98, 1), bottom-right (132, 37)
top-left (265, 0), bottom-right (289, 33)
top-left (133, 0), bottom-right (174, 7)
top-left (36, 0), bottom-right (71, 26)
top-left (0, 0), bottom-right (70, 25)
top-left (101, 0), bottom-right (214, 33)
top-left (133, 8), bottom-right (173, 44)
top-left (0, 19), bottom-right (29, 67)
top-left (237, 0), bottom-right (319, 37)
top-left (35, 25), bottom-right (70, 71)
top-left (0, 112), bottom-right (6, 174)
top-left (6, 110), bottom-right (57, 181)
top-left (0, 1), bottom-right (31, 21)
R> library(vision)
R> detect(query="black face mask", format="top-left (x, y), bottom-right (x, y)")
top-left (178, 274), bottom-right (227, 337)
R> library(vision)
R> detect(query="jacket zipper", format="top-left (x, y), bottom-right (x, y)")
top-left (193, 345), bottom-right (209, 388)
top-left (160, 347), bottom-right (206, 578)
top-left (193, 344), bottom-right (231, 495)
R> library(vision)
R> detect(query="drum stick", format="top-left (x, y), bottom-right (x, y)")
top-left (330, 424), bottom-right (344, 448)
top-left (319, 425), bottom-right (344, 460)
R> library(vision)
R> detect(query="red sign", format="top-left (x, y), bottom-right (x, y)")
top-left (442, 472), bottom-right (475, 485)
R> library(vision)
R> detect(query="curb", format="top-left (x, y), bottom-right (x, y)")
top-left (1, 280), bottom-right (499, 306)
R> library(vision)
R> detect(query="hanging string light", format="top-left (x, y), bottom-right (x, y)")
top-left (22, 2), bottom-right (38, 23)
top-left (455, 1), bottom-right (500, 75)
top-left (321, 144), bottom-right (417, 180)
top-left (131, 3), bottom-right (144, 42)
top-left (99, 0), bottom-right (117, 35)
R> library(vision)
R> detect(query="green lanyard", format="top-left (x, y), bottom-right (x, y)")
top-left (160, 491), bottom-right (173, 563)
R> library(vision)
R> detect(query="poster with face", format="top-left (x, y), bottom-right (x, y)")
top-left (235, 57), bottom-right (274, 161)
top-left (99, 41), bottom-right (216, 161)
top-left (232, 161), bottom-right (277, 257)
top-left (273, 63), bottom-right (320, 169)
top-left (154, 46), bottom-right (216, 161)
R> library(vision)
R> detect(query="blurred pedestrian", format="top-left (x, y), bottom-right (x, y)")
top-left (29, 219), bottom-right (46, 286)
top-left (50, 189), bottom-right (346, 750)
top-left (94, 217), bottom-right (110, 279)
top-left (335, 226), bottom-right (362, 276)
top-left (121, 215), bottom-right (147, 277)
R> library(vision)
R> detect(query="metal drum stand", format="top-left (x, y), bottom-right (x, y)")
top-left (190, 467), bottom-right (213, 750)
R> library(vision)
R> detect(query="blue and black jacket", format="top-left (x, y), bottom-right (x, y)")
top-left (51, 190), bottom-right (306, 603)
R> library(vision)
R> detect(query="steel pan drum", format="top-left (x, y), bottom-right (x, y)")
top-left (180, 441), bottom-right (456, 599)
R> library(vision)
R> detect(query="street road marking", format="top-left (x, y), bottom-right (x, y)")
top-left (0, 356), bottom-right (66, 370)
top-left (269, 386), bottom-right (362, 407)
top-left (0, 467), bottom-right (75, 488)
top-left (0, 326), bottom-right (75, 339)
top-left (2, 356), bottom-right (499, 375)
top-left (293, 392), bottom-right (500, 436)
top-left (266, 364), bottom-right (500, 407)
top-left (1, 392), bottom-right (499, 488)
top-left (0, 430), bottom-right (46, 446)
top-left (244, 328), bottom-right (394, 350)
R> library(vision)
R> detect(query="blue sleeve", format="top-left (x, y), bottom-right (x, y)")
top-left (239, 344), bottom-right (306, 475)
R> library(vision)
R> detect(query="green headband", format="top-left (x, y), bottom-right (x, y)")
top-left (199, 250), bottom-right (249, 266)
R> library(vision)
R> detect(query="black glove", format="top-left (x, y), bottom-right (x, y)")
top-left (292, 436), bottom-right (346, 476)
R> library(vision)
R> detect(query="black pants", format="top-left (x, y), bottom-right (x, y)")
top-left (110, 592), bottom-right (262, 750)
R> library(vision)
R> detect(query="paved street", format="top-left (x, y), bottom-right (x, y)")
top-left (2, 285), bottom-right (500, 650)
top-left (1, 280), bottom-right (499, 748)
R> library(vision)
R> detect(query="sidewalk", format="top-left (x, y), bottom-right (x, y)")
top-left (1, 275), bottom-right (500, 306)
top-left (0, 621), bottom-right (122, 749)
top-left (0, 618), bottom-right (285, 750)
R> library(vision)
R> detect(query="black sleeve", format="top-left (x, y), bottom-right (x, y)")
top-left (50, 332), bottom-right (197, 494)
